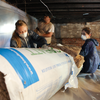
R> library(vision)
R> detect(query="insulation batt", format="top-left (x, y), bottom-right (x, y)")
top-left (0, 47), bottom-right (84, 100)
top-left (49, 43), bottom-right (84, 68)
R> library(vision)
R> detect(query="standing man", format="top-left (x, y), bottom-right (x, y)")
top-left (35, 13), bottom-right (54, 45)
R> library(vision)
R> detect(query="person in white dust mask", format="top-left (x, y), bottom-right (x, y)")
top-left (10, 20), bottom-right (47, 48)
top-left (79, 27), bottom-right (99, 73)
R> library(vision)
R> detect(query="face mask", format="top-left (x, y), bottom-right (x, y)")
top-left (19, 32), bottom-right (27, 38)
top-left (81, 35), bottom-right (87, 40)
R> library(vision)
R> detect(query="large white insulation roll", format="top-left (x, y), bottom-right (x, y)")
top-left (0, 48), bottom-right (79, 100)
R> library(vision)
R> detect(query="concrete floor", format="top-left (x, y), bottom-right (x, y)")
top-left (49, 69), bottom-right (100, 100)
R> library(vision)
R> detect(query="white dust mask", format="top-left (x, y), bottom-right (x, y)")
top-left (19, 32), bottom-right (27, 38)
top-left (81, 35), bottom-right (87, 40)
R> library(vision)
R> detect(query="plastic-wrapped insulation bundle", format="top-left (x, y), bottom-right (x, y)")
top-left (0, 47), bottom-right (83, 100)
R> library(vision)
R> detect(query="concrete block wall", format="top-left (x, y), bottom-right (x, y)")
top-left (53, 21), bottom-right (100, 50)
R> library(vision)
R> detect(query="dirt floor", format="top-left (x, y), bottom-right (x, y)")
top-left (49, 69), bottom-right (100, 100)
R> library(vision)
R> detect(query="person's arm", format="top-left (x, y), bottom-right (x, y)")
top-left (10, 39), bottom-right (18, 47)
top-left (40, 32), bottom-right (53, 37)
top-left (38, 24), bottom-right (54, 37)
top-left (80, 42), bottom-right (90, 57)
top-left (28, 30), bottom-right (47, 47)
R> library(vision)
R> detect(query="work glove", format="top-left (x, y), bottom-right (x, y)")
top-left (41, 44), bottom-right (49, 49)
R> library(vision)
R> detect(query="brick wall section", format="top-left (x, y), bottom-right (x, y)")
top-left (61, 38), bottom-right (100, 50)
top-left (54, 21), bottom-right (100, 50)
top-left (62, 38), bottom-right (84, 47)
top-left (96, 38), bottom-right (100, 50)
top-left (55, 22), bottom-right (100, 39)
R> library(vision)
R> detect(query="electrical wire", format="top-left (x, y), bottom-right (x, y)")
top-left (40, 0), bottom-right (54, 18)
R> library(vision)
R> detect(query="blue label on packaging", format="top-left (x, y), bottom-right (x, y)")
top-left (65, 53), bottom-right (69, 57)
top-left (0, 48), bottom-right (39, 88)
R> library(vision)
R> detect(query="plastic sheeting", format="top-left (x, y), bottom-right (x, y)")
top-left (50, 69), bottom-right (100, 100)
top-left (0, 1), bottom-right (38, 48)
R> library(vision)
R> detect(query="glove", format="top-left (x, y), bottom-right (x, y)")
top-left (41, 44), bottom-right (49, 49)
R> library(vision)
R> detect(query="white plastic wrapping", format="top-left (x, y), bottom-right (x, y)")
top-left (50, 70), bottom-right (100, 100)
top-left (0, 47), bottom-right (80, 100)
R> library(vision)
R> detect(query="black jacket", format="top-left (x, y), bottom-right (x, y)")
top-left (10, 30), bottom-right (47, 48)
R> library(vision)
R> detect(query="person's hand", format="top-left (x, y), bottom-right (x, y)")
top-left (41, 44), bottom-right (49, 49)
top-left (39, 32), bottom-right (43, 36)
top-left (36, 31), bottom-right (41, 35)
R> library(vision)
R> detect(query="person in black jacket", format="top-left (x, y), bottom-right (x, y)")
top-left (80, 27), bottom-right (99, 73)
top-left (10, 20), bottom-right (47, 48)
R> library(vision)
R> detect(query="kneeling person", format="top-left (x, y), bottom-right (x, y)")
top-left (80, 27), bottom-right (99, 73)
top-left (10, 20), bottom-right (47, 48)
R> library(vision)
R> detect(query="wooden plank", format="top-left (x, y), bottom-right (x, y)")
top-left (23, 9), bottom-right (100, 12)
top-left (28, 11), bottom-right (100, 15)
top-left (12, 0), bottom-right (100, 5)
top-left (91, 15), bottom-right (100, 22)
top-left (19, 4), bottom-right (100, 9)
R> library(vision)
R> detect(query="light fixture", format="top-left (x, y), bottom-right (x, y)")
top-left (83, 13), bottom-right (89, 16)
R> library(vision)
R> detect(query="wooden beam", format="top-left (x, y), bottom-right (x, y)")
top-left (19, 4), bottom-right (100, 9)
top-left (12, 0), bottom-right (100, 5)
top-left (91, 15), bottom-right (100, 22)
top-left (36, 0), bottom-right (100, 3)
top-left (28, 12), bottom-right (100, 20)
top-left (22, 9), bottom-right (100, 12)
top-left (28, 11), bottom-right (100, 15)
